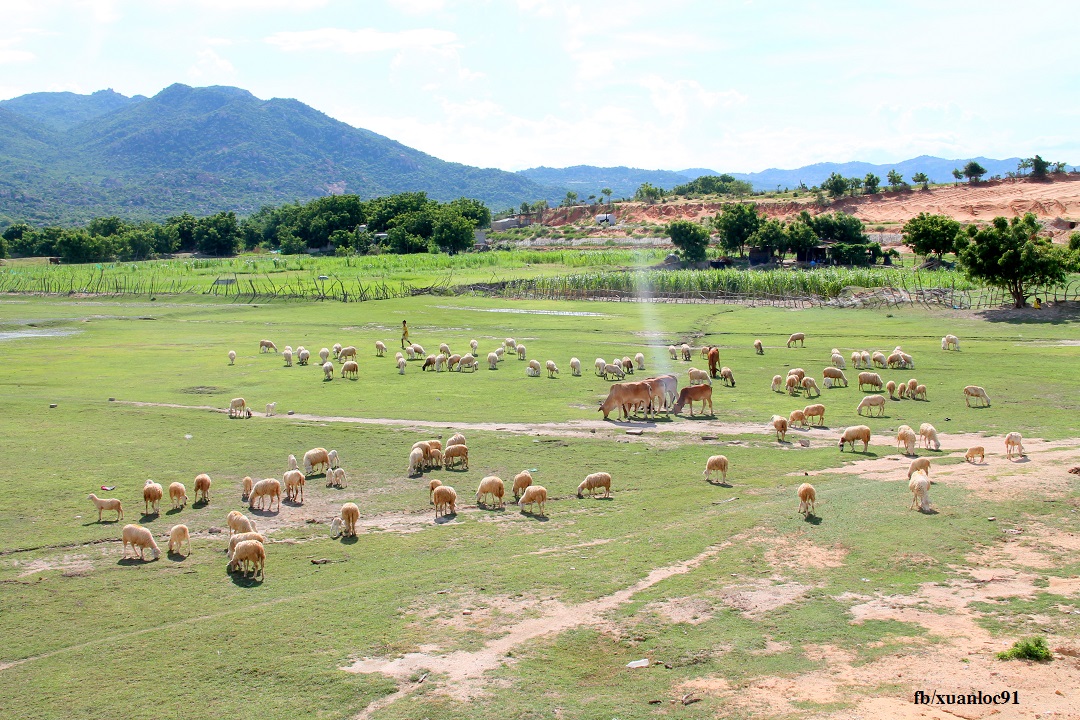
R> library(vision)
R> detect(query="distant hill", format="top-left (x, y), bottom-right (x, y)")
top-left (0, 84), bottom-right (561, 227)
top-left (516, 165), bottom-right (693, 201)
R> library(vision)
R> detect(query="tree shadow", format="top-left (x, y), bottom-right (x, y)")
top-left (975, 302), bottom-right (1080, 325)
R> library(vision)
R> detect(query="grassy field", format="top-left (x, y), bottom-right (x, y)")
top-left (1, 292), bottom-right (1078, 719)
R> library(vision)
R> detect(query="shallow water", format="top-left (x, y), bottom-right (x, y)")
top-left (0, 328), bottom-right (81, 341)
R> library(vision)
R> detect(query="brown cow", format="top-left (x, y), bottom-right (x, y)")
top-left (707, 347), bottom-right (720, 378)
top-left (598, 382), bottom-right (653, 420)
top-left (673, 384), bottom-right (713, 416)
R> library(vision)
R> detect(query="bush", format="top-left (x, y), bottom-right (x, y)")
top-left (996, 637), bottom-right (1052, 662)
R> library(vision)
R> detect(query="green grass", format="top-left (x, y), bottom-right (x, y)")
top-left (995, 637), bottom-right (1053, 661)
top-left (0, 290), bottom-right (1078, 719)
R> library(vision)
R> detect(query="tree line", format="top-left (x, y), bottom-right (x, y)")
top-left (0, 193), bottom-right (491, 263)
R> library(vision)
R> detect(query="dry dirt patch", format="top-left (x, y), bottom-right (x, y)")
top-left (763, 535), bottom-right (848, 570)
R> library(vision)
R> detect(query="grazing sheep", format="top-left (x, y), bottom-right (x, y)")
top-left (856, 395), bottom-right (886, 417)
top-left (886, 380), bottom-right (897, 399)
top-left (578, 472), bottom-right (612, 498)
top-left (408, 448), bottom-right (425, 476)
top-left (265, 402), bottom-right (276, 417)
top-left (228, 397), bottom-right (247, 419)
top-left (282, 470), bottom-right (305, 504)
top-left (526, 359), bottom-right (542, 377)
top-left (242, 476), bottom-right (254, 500)
top-left (409, 343), bottom-right (425, 358)
top-left (905, 379), bottom-right (918, 398)
top-left (228, 532), bottom-right (266, 560)
top-left (789, 409), bottom-right (807, 428)
top-left (850, 351), bottom-right (861, 369)
top-left (375, 340), bottom-right (387, 356)
top-left (964, 385), bottom-right (990, 407)
top-left (518, 485), bottom-right (547, 516)
top-left (965, 446), bottom-right (985, 463)
top-left (341, 360), bottom-right (359, 379)
top-left (229, 540), bottom-right (265, 579)
top-left (703, 455), bottom-right (729, 484)
top-left (803, 403), bottom-right (826, 426)
top-left (786, 374), bottom-right (801, 395)
top-left (446, 432), bottom-right (466, 448)
top-left (487, 352), bottom-right (500, 370)
top-left (427, 479), bottom-right (443, 504)
top-left (405, 346), bottom-right (416, 360)
top-left (285, 346), bottom-right (293, 354)
top-left (433, 485), bottom-right (458, 518)
top-left (788, 368), bottom-right (806, 382)
top-left (446, 354), bottom-right (462, 371)
top-left (914, 384), bottom-right (927, 401)
top-left (621, 356), bottom-right (635, 375)
top-left (909, 472), bottom-right (931, 512)
top-left (720, 367), bottom-right (736, 387)
top-left (228, 350), bottom-right (236, 365)
top-left (327, 467), bottom-right (348, 488)
top-left (771, 374), bottom-right (784, 392)
top-left (942, 334), bottom-right (960, 351)
top-left (516, 344), bottom-right (527, 360)
top-left (283, 349), bottom-right (293, 367)
top-left (797, 483), bottom-right (816, 515)
top-left (919, 423), bottom-right (941, 451)
top-left (1005, 432), bottom-right (1025, 459)
top-left (857, 372), bottom-right (883, 392)
top-left (333, 343), bottom-right (342, 358)
top-left (700, 346), bottom-right (711, 360)
top-left (831, 353), bottom-right (846, 369)
top-left (668, 345), bottom-right (678, 360)
top-left (193, 473), bottom-right (211, 503)
top-left (570, 357), bottom-right (582, 376)
top-left (823, 377), bottom-right (834, 389)
top-left (896, 425), bottom-right (917, 455)
top-left (688, 367), bottom-right (711, 386)
top-left (634, 352), bottom-right (645, 370)
top-left (287, 454), bottom-right (298, 471)
top-left (335, 503), bottom-right (360, 537)
top-left (168, 482), bottom-right (188, 510)
top-left (899, 351), bottom-right (915, 369)
top-left (458, 354), bottom-right (477, 371)
top-left (476, 476), bottom-right (506, 508)
top-left (303, 447), bottom-right (330, 475)
top-left (88, 494), bottom-right (123, 522)
top-left (398, 357), bottom-right (407, 374)
top-left (339, 346), bottom-right (357, 362)
top-left (801, 376), bottom-right (819, 397)
top-left (838, 425), bottom-right (871, 452)
top-left (470, 339), bottom-right (479, 352)
top-left (438, 355), bottom-right (450, 372)
top-left (603, 363), bottom-right (626, 380)
top-left (505, 338), bottom-right (516, 350)
top-left (321, 361), bottom-right (333, 380)
top-left (167, 524), bottom-right (190, 556)
top-left (121, 523), bottom-right (160, 561)
top-left (754, 339), bottom-right (764, 355)
top-left (772, 415), bottom-right (789, 442)
top-left (545, 360), bottom-right (560, 378)
top-left (319, 347), bottom-right (330, 364)
top-left (438, 342), bottom-right (451, 357)
top-left (420, 354), bottom-right (436, 371)
top-left (823, 367), bottom-right (848, 387)
top-left (298, 348), bottom-right (311, 366)
top-left (326, 449), bottom-right (340, 469)
top-left (681, 343), bottom-right (692, 361)
top-left (259, 340), bottom-right (278, 353)
top-left (143, 480), bottom-right (163, 514)
top-left (250, 478), bottom-right (282, 511)
top-left (787, 332), bottom-right (806, 348)
top-left (443, 444), bottom-right (469, 470)
top-left (907, 457), bottom-right (931, 480)
top-left (494, 347), bottom-right (505, 361)
top-left (226, 510), bottom-right (257, 536)
top-left (512, 471), bottom-right (533, 500)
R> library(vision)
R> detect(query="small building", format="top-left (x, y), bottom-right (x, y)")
top-left (491, 217), bottom-right (521, 232)
top-left (796, 245), bottom-right (829, 264)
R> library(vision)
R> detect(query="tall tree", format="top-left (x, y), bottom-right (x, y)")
top-left (951, 168), bottom-right (963, 185)
top-left (562, 191), bottom-right (578, 207)
top-left (902, 213), bottom-right (961, 259)
top-left (747, 219), bottom-right (787, 260)
top-left (863, 173), bottom-right (880, 194)
top-left (712, 203), bottom-right (763, 257)
top-left (667, 220), bottom-right (710, 263)
top-left (886, 169), bottom-right (906, 189)
top-left (1030, 155), bottom-right (1049, 179)
top-left (432, 209), bottom-right (476, 255)
top-left (634, 182), bottom-right (663, 204)
top-left (194, 211), bottom-right (240, 256)
top-left (847, 177), bottom-right (862, 197)
top-left (962, 161), bottom-right (987, 183)
top-left (958, 214), bottom-right (1068, 308)
top-left (822, 172), bottom-right (848, 199)
top-left (911, 172), bottom-right (930, 190)
top-left (601, 188), bottom-right (613, 204)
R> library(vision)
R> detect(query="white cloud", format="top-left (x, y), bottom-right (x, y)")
top-left (179, 0), bottom-right (330, 10)
top-left (0, 38), bottom-right (34, 64)
top-left (187, 48), bottom-right (237, 81)
top-left (388, 0), bottom-right (446, 14)
top-left (266, 27), bottom-right (458, 54)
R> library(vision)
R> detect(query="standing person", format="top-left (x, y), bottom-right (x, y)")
top-left (401, 320), bottom-right (409, 348)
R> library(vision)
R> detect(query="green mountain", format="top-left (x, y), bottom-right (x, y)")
top-left (0, 84), bottom-right (559, 227)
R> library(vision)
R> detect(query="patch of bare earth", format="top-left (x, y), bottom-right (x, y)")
top-left (713, 578), bottom-right (811, 618)
top-left (645, 596), bottom-right (714, 625)
top-left (14, 554), bottom-right (93, 578)
top-left (763, 536), bottom-right (848, 570)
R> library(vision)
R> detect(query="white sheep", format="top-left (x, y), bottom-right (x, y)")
top-left (668, 345), bottom-right (678, 360)
top-left (229, 540), bottom-right (265, 579)
top-left (831, 352), bottom-right (846, 369)
top-left (339, 345), bottom-right (358, 362)
top-left (333, 342), bottom-right (342, 358)
top-left (512, 470), bottom-right (533, 500)
top-left (859, 350), bottom-right (871, 368)
top-left (341, 360), bottom-right (359, 378)
top-left (121, 523), bottom-right (160, 560)
top-left (838, 425), bottom-right (871, 452)
top-left (332, 502), bottom-right (360, 537)
top-left (886, 380), bottom-right (897, 399)
top-left (168, 524), bottom-right (190, 556)
top-left (905, 378), bottom-right (918, 398)
top-left (914, 384), bottom-right (927, 401)
top-left (494, 346), bottom-right (505, 361)
top-left (319, 347), bottom-right (330, 364)
top-left (681, 343), bottom-right (692, 361)
top-left (265, 401), bottom-right (277, 417)
top-left (526, 359), bottom-right (542, 377)
top-left (446, 432), bottom-right (466, 447)
top-left (249, 478), bottom-right (282, 511)
top-left (786, 374), bottom-right (801, 395)
top-left (754, 339), bottom-right (764, 355)
top-left (688, 367), bottom-right (711, 386)
top-left (282, 470), bottom-right (305, 503)
top-left (787, 332), bottom-right (805, 348)
top-left (193, 473), bottom-right (211, 503)
top-left (375, 340), bottom-right (387, 357)
top-left (259, 340), bottom-right (277, 353)
top-left (322, 361), bottom-right (334, 380)
top-left (703, 455), bottom-right (729, 484)
top-left (443, 444), bottom-right (469, 470)
top-left (228, 397), bottom-right (247, 419)
top-left (965, 446), bottom-right (985, 463)
top-left (909, 472), bottom-right (931, 512)
top-left (789, 409), bottom-right (807, 428)
top-left (941, 334), bottom-right (960, 351)
top-left (87, 493), bottom-right (124, 522)
top-left (303, 447), bottom-right (330, 475)
top-left (298, 348), bottom-right (311, 365)
top-left (470, 339), bottom-right (479, 352)
top-left (856, 395), bottom-right (886, 417)
top-left (604, 363), bottom-right (626, 380)
top-left (410, 343), bottom-right (425, 357)
top-left (1005, 432), bottom-right (1025, 459)
top-left (896, 425), bottom-right (917, 455)
top-left (226, 510), bottom-right (257, 536)
top-left (801, 376), bottom-right (819, 397)
top-left (720, 367), bottom-right (736, 387)
top-left (634, 352), bottom-right (645, 370)
top-left (227, 531), bottom-right (266, 559)
top-left (408, 447), bottom-right (425, 476)
top-left (515, 344), bottom-right (527, 360)
top-left (287, 454), bottom-right (298, 471)
top-left (857, 372), bottom-right (883, 391)
top-left (919, 423), bottom-right (940, 451)
top-left (283, 349), bottom-right (293, 367)
top-left (850, 351), bottom-right (861, 369)
top-left (398, 357), bottom-right (406, 374)
top-left (518, 485), bottom-right (547, 515)
top-left (907, 457), bottom-right (931, 480)
top-left (871, 351), bottom-right (886, 368)
top-left (476, 475), bottom-right (506, 508)
top-left (504, 337), bottom-right (516, 350)
top-left (439, 342), bottom-right (451, 356)
top-left (803, 403), bottom-right (826, 426)
top-left (326, 449), bottom-right (340, 469)
top-left (787, 368), bottom-right (806, 381)
top-left (327, 467), bottom-right (348, 488)
top-left (963, 385), bottom-right (991, 407)
top-left (168, 482), bottom-right (188, 510)
top-left (570, 357), bottom-right (582, 376)
top-left (487, 352), bottom-right (499, 370)
top-left (242, 476), bottom-right (253, 500)
top-left (823, 367), bottom-right (847, 387)
top-left (405, 346), bottom-right (416, 360)
top-left (577, 471), bottom-right (612, 499)
top-left (823, 377), bottom-right (834, 389)
top-left (433, 485), bottom-right (458, 518)
top-left (434, 354), bottom-right (447, 372)
top-left (458, 354), bottom-right (477, 371)
top-left (594, 357), bottom-right (607, 376)
top-left (545, 360), bottom-right (560, 378)
top-left (797, 483), bottom-right (816, 515)
top-left (143, 480), bottom-right (163, 514)
top-left (228, 350), bottom-right (236, 365)
top-left (772, 415), bottom-right (789, 442)
top-left (771, 374), bottom-right (784, 392)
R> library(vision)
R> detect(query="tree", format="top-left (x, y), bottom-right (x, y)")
top-left (902, 213), bottom-right (961, 259)
top-left (387, 226), bottom-right (429, 254)
top-left (951, 168), bottom-right (963, 185)
top-left (747, 219), bottom-right (787, 260)
top-left (1017, 158), bottom-right (1033, 177)
top-left (667, 220), bottom-right (710, 263)
top-left (1030, 154), bottom-right (1049, 179)
top-left (561, 191), bottom-right (578, 208)
top-left (785, 219), bottom-right (817, 261)
top-left (806, 212), bottom-right (867, 244)
top-left (194, 211), bottom-right (240, 256)
top-left (167, 213), bottom-right (198, 252)
top-left (634, 182), bottom-right (663, 204)
top-left (962, 161), bottom-right (987, 183)
top-left (601, 188), bottom-right (613, 204)
top-left (712, 203), bottom-right (763, 257)
top-left (911, 172), bottom-right (930, 190)
top-left (822, 172), bottom-right (849, 199)
top-left (847, 177), bottom-right (862, 197)
top-left (446, 197), bottom-right (491, 229)
top-left (863, 173), bottom-right (880, 194)
top-left (432, 209), bottom-right (475, 254)
top-left (958, 213), bottom-right (1069, 308)
top-left (886, 169), bottom-right (906, 190)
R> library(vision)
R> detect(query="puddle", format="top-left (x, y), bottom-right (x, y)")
top-left (0, 329), bottom-right (80, 341)
top-left (435, 306), bottom-right (607, 317)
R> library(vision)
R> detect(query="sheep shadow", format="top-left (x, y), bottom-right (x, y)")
top-left (443, 466), bottom-right (469, 473)
top-left (229, 571), bottom-right (264, 587)
top-left (165, 507), bottom-right (184, 516)
top-left (83, 519), bottom-right (121, 527)
top-left (916, 508), bottom-right (940, 515)
top-left (192, 499), bottom-right (210, 509)
top-left (519, 511), bottom-right (549, 521)
top-left (1010, 456), bottom-right (1031, 464)
top-left (802, 513), bottom-right (822, 525)
top-left (476, 502), bottom-right (507, 512)
top-left (249, 506), bottom-right (280, 517)
top-left (339, 535), bottom-right (359, 546)
top-left (166, 551), bottom-right (189, 562)
top-left (434, 512), bottom-right (458, 525)
top-left (705, 480), bottom-right (733, 488)
top-left (117, 557), bottom-right (155, 566)
top-left (281, 498), bottom-right (305, 509)
top-left (577, 496), bottom-right (614, 501)
top-left (139, 512), bottom-right (160, 523)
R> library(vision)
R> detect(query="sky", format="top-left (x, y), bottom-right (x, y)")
top-left (1, 0), bottom-right (1077, 173)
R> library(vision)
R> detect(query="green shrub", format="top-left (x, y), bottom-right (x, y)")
top-left (996, 637), bottom-right (1052, 661)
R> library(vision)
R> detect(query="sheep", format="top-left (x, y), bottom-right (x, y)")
top-left (433, 485), bottom-right (458, 518)
top-left (919, 423), bottom-right (941, 451)
top-left (488, 352), bottom-right (500, 370)
top-left (688, 367), bottom-right (711, 386)
top-left (375, 340), bottom-right (387, 357)
top-left (570, 357), bottom-right (582, 376)
top-left (168, 482), bottom-right (188, 510)
top-left (333, 503), bottom-right (360, 537)
top-left (578, 472), bottom-right (612, 498)
top-left (838, 425), bottom-right (871, 452)
top-left (754, 339), bottom-right (764, 355)
top-left (398, 357), bottom-right (407, 374)
top-left (287, 454), bottom-right (298, 471)
top-left (772, 415), bottom-right (789, 442)
top-left (897, 381), bottom-right (907, 400)
top-left (228, 350), bottom-right (236, 365)
top-left (412, 441), bottom-right (433, 465)
top-left (965, 446), bottom-right (985, 463)
top-left (909, 472), bottom-right (931, 512)
top-left (856, 395), bottom-right (886, 417)
top-left (228, 397), bottom-right (247, 419)
top-left (858, 350), bottom-right (870, 368)
top-left (408, 447), bottom-right (425, 476)
top-left (443, 444), bottom-right (469, 470)
top-left (906, 379), bottom-right (918, 398)
top-left (319, 347), bottom-right (330, 364)
top-left (427, 478), bottom-right (443, 504)
top-left (283, 349), bottom-right (293, 367)
top-left (801, 376), bottom-right (819, 397)
top-left (121, 523), bottom-right (160, 561)
top-left (823, 377), bottom-right (834, 389)
top-left (143, 480), bottom-right (163, 514)
top-left (458, 354), bottom-right (477, 371)
top-left (899, 351), bottom-right (915, 369)
top-left (405, 346), bottom-right (416, 360)
top-left (228, 531), bottom-right (266, 559)
top-left (259, 340), bottom-right (278, 353)
top-left (720, 367), bottom-right (736, 387)
top-left (1005, 432), bottom-right (1025, 459)
top-left (786, 374), bottom-right (801, 395)
top-left (321, 361), bottom-right (334, 380)
top-left (432, 354), bottom-right (446, 372)
top-left (907, 457), bottom-right (931, 480)
top-left (602, 363), bottom-right (625, 380)
top-left (87, 494), bottom-right (124, 522)
top-left (941, 334), bottom-right (960, 351)
top-left (193, 473), bottom-right (211, 503)
top-left (896, 425), bottom-right (917, 455)
top-left (518, 485), bottom-right (547, 515)
top-left (341, 360), bottom-right (359, 379)
top-left (250, 478), bottom-right (282, 511)
top-left (285, 345), bottom-right (293, 354)
top-left (494, 347), bottom-right (505, 361)
top-left (512, 471), bottom-right (533, 500)
top-left (476, 476), bottom-right (506, 508)
top-left (438, 342), bottom-right (451, 357)
top-left (304, 448), bottom-right (330, 475)
top-left (298, 348), bottom-right (311, 366)
top-left (700, 345), bottom-right (711, 360)
top-left (229, 540), bottom-right (265, 579)
top-left (595, 357), bottom-right (608, 376)
top-left (282, 470), bottom-right (305, 504)
top-left (850, 351), bottom-right (861, 369)
top-left (823, 367), bottom-right (847, 387)
top-left (226, 511), bottom-right (257, 536)
top-left (634, 352), bottom-right (645, 370)
top-left (526, 359), bottom-right (542, 377)
top-left (886, 380), bottom-right (897, 399)
top-left (327, 467), bottom-right (348, 488)
top-left (787, 368), bottom-right (806, 382)
top-left (166, 524), bottom-right (190, 556)
top-left (339, 345), bottom-right (357, 362)
top-left (771, 374), bottom-right (784, 392)
top-left (803, 403), bottom-right (826, 426)
top-left (857, 372), bottom-right (883, 392)
top-left (327, 449), bottom-right (340, 469)
top-left (789, 409), bottom-right (807, 428)
top-left (787, 332), bottom-right (806, 348)
top-left (505, 338), bottom-right (517, 350)
top-left (668, 345), bottom-right (678, 360)
top-left (470, 339), bottom-right (479, 352)
top-left (242, 476), bottom-right (254, 500)
top-left (447, 354), bottom-right (461, 371)
top-left (703, 455), bottom-right (729, 484)
top-left (546, 360), bottom-right (560, 378)
top-left (446, 432), bottom-right (466, 448)
top-left (964, 385), bottom-right (990, 407)
top-left (871, 351), bottom-right (886, 368)
top-left (797, 483), bottom-right (816, 516)
top-left (621, 356), bottom-right (635, 375)
top-left (831, 353), bottom-right (846, 369)
top-left (516, 344), bottom-right (527, 360)
top-left (830, 348), bottom-right (840, 355)
top-left (333, 342), bottom-right (342, 358)
top-left (681, 343), bottom-right (692, 361)
top-left (411, 343), bottom-right (425, 357)
top-left (914, 384), bottom-right (927, 401)
top-left (265, 401), bottom-right (276, 417)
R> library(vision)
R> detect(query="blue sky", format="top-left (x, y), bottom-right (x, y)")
top-left (1, 0), bottom-right (1076, 173)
